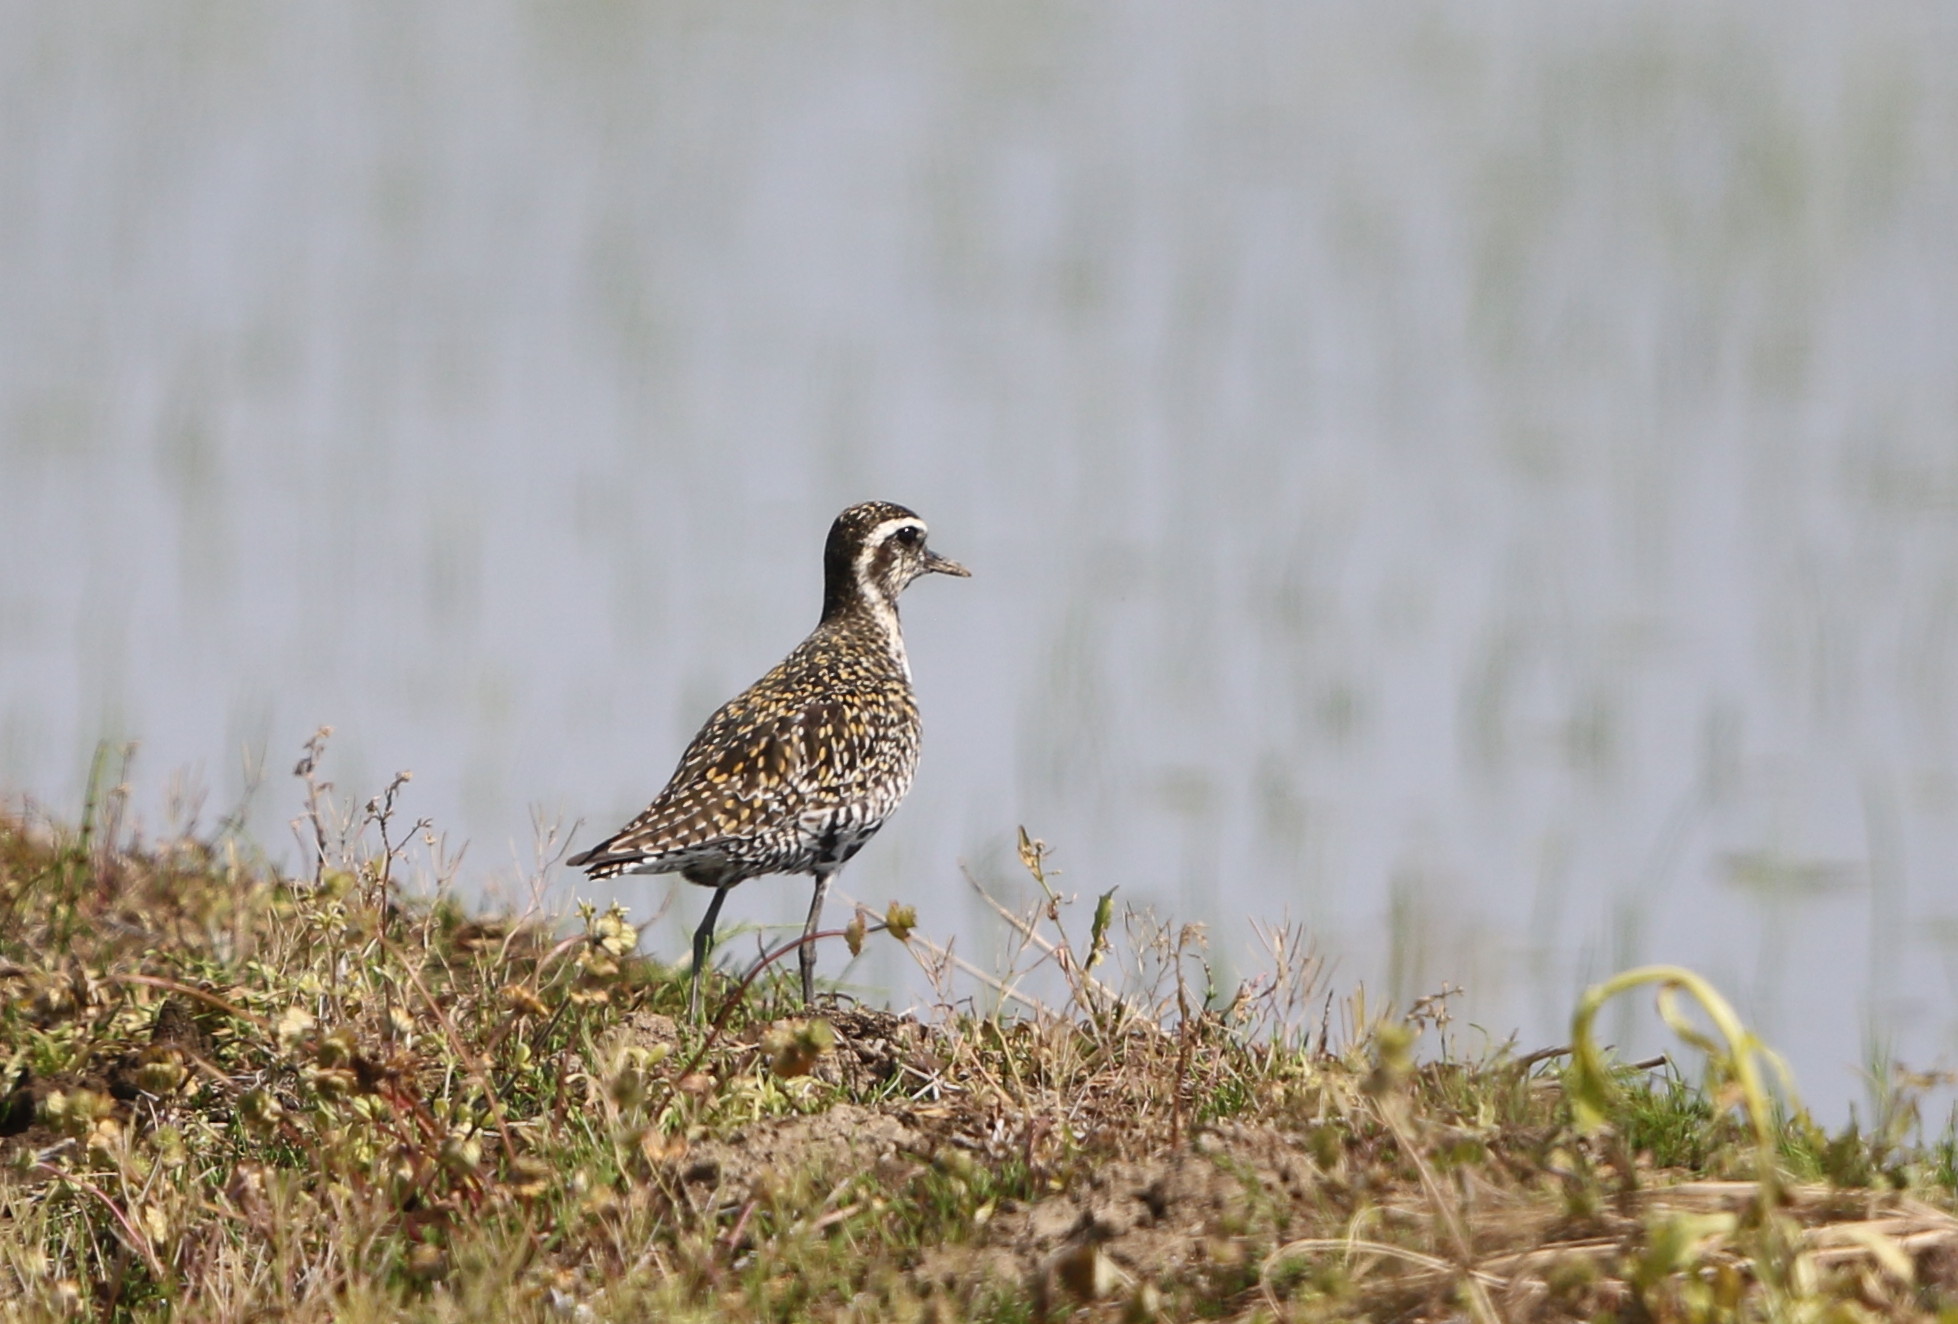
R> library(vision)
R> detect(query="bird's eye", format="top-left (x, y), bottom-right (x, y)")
top-left (894, 526), bottom-right (923, 546)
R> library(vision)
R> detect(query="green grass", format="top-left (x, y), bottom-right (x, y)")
top-left (3, 766), bottom-right (1957, 1322)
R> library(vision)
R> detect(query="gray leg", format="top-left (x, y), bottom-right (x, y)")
top-left (690, 887), bottom-right (730, 1021)
top-left (800, 869), bottom-right (835, 1006)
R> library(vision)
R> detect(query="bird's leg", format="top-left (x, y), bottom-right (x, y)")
top-left (800, 869), bottom-right (835, 1006)
top-left (689, 886), bottom-right (730, 1021)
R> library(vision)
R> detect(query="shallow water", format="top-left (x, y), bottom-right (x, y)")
top-left (3, 3), bottom-right (1956, 1122)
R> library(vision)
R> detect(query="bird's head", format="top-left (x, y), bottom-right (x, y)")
top-left (822, 501), bottom-right (969, 619)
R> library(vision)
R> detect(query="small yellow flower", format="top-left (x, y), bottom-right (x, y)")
top-left (240, 1088), bottom-right (284, 1134)
top-left (590, 904), bottom-right (639, 957)
top-left (134, 1057), bottom-right (188, 1096)
top-left (505, 1155), bottom-right (552, 1200)
top-left (405, 1242), bottom-right (446, 1282)
top-left (304, 1065), bottom-right (358, 1098)
top-left (440, 1129), bottom-right (482, 1174)
top-left (274, 1006), bottom-right (316, 1052)
top-left (50, 1279), bottom-right (84, 1315)
top-left (314, 1027), bottom-right (358, 1068)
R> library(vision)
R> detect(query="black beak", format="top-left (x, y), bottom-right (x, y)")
top-left (924, 549), bottom-right (971, 578)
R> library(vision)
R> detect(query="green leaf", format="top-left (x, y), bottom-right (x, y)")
top-left (1087, 888), bottom-right (1117, 971)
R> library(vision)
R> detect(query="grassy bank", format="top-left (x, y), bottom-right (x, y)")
top-left (3, 774), bottom-right (1957, 1321)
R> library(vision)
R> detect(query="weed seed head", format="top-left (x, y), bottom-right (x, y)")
top-left (762, 1018), bottom-right (835, 1079)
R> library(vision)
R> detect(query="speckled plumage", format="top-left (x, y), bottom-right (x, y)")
top-left (568, 501), bottom-right (968, 1012)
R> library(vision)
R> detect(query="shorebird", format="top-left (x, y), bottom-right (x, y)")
top-left (567, 501), bottom-right (968, 1016)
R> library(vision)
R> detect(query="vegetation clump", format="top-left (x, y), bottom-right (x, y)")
top-left (2, 755), bottom-right (1956, 1321)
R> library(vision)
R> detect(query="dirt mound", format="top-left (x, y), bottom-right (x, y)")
top-left (915, 1123), bottom-right (1317, 1309)
top-left (670, 1102), bottom-right (925, 1196)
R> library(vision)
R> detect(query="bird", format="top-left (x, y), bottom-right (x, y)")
top-left (567, 501), bottom-right (969, 1017)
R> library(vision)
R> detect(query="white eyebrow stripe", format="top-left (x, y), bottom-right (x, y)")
top-left (870, 517), bottom-right (926, 544)
top-left (852, 517), bottom-right (928, 578)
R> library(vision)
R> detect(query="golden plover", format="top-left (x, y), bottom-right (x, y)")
top-left (568, 501), bottom-right (969, 1015)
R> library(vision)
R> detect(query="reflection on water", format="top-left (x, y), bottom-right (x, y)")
top-left (3, 4), bottom-right (1957, 1120)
